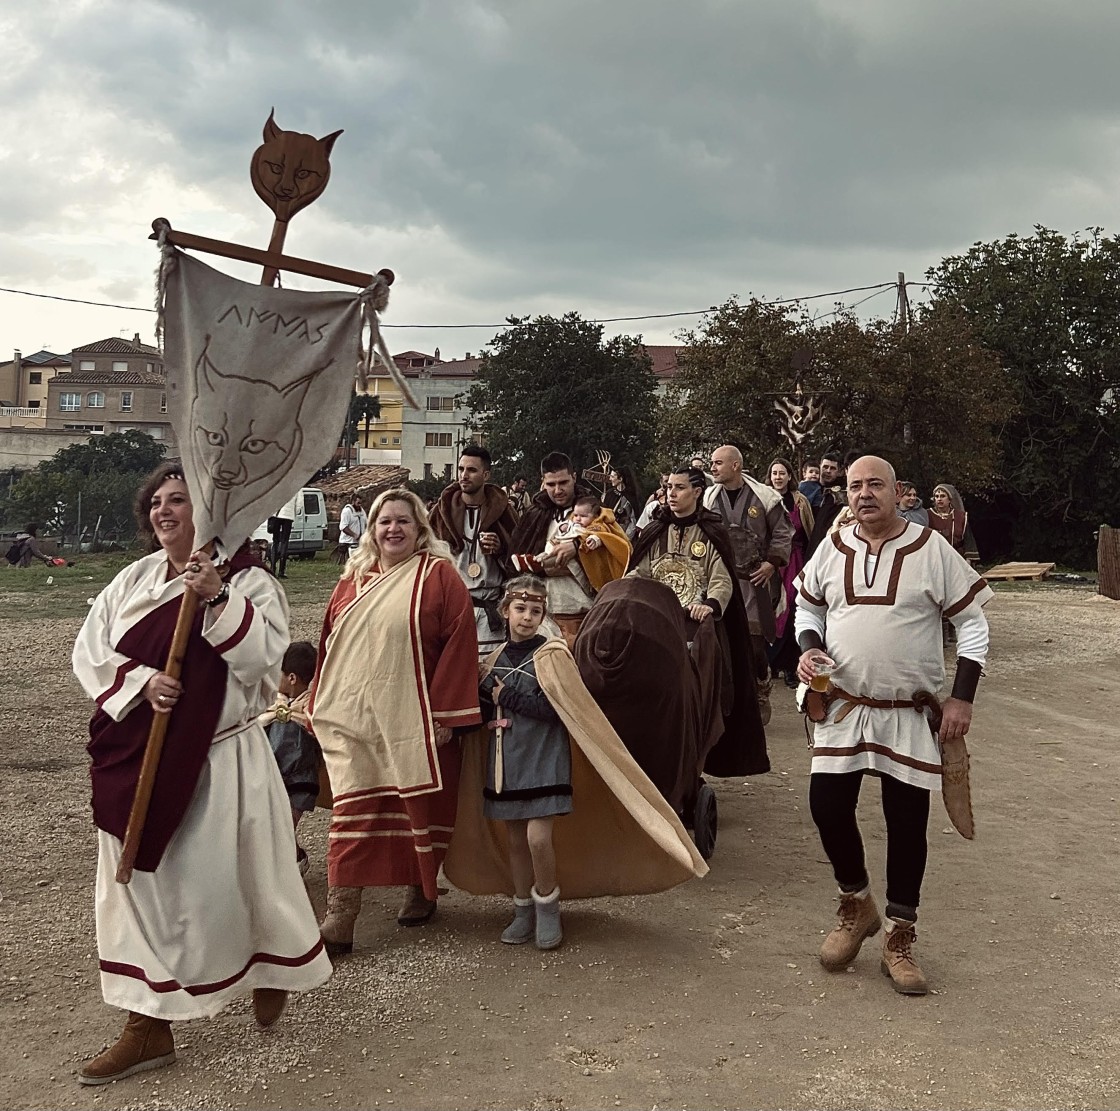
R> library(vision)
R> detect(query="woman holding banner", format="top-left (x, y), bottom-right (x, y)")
top-left (312, 489), bottom-right (481, 953)
top-left (72, 463), bottom-right (331, 1086)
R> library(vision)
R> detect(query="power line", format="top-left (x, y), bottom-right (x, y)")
top-left (0, 280), bottom-right (898, 330)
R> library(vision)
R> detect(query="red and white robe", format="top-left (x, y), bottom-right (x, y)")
top-left (72, 547), bottom-right (331, 1020)
top-left (311, 552), bottom-right (482, 899)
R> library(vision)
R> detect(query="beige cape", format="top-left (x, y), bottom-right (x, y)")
top-left (443, 637), bottom-right (708, 898)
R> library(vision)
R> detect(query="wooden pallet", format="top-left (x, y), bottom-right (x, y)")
top-left (983, 561), bottom-right (1056, 582)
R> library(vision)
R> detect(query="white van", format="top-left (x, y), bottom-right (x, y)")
top-left (251, 487), bottom-right (328, 560)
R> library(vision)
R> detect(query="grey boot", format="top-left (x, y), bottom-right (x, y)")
top-left (320, 885), bottom-right (362, 957)
top-left (532, 885), bottom-right (563, 950)
top-left (500, 897), bottom-right (535, 945)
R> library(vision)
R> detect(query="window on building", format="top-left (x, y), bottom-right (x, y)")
top-left (146, 363), bottom-right (154, 373)
top-left (28, 371), bottom-right (42, 385)
top-left (63, 423), bottom-right (105, 433)
top-left (86, 391), bottom-right (105, 408)
top-left (120, 391), bottom-right (133, 412)
top-left (60, 392), bottom-right (81, 412)
top-left (380, 436), bottom-right (388, 444)
top-left (425, 432), bottom-right (453, 447)
top-left (423, 463), bottom-right (433, 480)
top-left (79, 360), bottom-right (95, 372)
top-left (112, 361), bottom-right (128, 373)
top-left (426, 396), bottom-right (455, 411)
top-left (392, 436), bottom-right (400, 445)
top-left (159, 393), bottom-right (167, 413)
top-left (443, 463), bottom-right (452, 482)
top-left (28, 400), bottom-right (40, 409)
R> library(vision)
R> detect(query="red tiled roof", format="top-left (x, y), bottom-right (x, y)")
top-left (642, 345), bottom-right (683, 380)
top-left (72, 337), bottom-right (162, 357)
top-left (49, 369), bottom-right (166, 387)
top-left (371, 356), bottom-right (482, 380)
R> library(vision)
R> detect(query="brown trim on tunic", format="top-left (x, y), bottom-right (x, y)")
top-left (814, 741), bottom-right (942, 775)
top-left (944, 577), bottom-right (990, 617)
top-left (100, 938), bottom-right (325, 995)
top-left (835, 525), bottom-right (933, 606)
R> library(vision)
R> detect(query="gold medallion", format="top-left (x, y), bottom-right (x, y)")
top-left (467, 561), bottom-right (483, 579)
top-left (652, 556), bottom-right (702, 607)
top-left (748, 505), bottom-right (761, 518)
top-left (690, 540), bottom-right (707, 558)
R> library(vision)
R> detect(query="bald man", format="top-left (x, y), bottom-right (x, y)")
top-left (794, 455), bottom-right (992, 995)
top-left (704, 445), bottom-right (792, 724)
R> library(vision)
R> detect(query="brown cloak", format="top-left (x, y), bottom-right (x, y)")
top-left (444, 637), bottom-right (708, 898)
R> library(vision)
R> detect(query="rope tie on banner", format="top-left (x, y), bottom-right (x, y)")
top-left (358, 271), bottom-right (419, 408)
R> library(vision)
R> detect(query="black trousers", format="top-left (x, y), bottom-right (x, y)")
top-left (809, 771), bottom-right (930, 916)
top-left (270, 518), bottom-right (293, 575)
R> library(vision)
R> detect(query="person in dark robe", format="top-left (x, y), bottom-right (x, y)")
top-left (627, 467), bottom-right (769, 777)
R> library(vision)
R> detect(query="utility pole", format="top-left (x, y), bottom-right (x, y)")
top-left (896, 271), bottom-right (910, 333)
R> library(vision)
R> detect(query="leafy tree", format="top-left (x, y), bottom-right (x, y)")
top-left (660, 297), bottom-right (1011, 501)
top-left (1, 430), bottom-right (166, 544)
top-left (927, 227), bottom-right (1120, 562)
top-left (42, 429), bottom-right (166, 478)
top-left (467, 313), bottom-right (658, 477)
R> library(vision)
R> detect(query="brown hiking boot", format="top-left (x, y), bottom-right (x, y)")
top-left (819, 890), bottom-right (882, 970)
top-left (79, 1012), bottom-right (175, 1086)
top-left (881, 918), bottom-right (928, 994)
top-left (252, 988), bottom-right (289, 1028)
top-left (320, 885), bottom-right (363, 957)
top-left (757, 679), bottom-right (773, 726)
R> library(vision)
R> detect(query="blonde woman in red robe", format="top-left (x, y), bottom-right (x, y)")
top-left (311, 490), bottom-right (482, 953)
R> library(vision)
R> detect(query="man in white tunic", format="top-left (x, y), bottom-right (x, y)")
top-left (794, 456), bottom-right (991, 995)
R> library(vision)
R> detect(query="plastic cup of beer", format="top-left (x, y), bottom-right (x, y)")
top-left (810, 655), bottom-right (836, 692)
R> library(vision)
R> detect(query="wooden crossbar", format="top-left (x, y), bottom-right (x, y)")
top-left (149, 220), bottom-right (393, 290)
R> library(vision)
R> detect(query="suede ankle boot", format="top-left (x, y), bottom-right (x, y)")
top-left (881, 917), bottom-right (929, 995)
top-left (819, 889), bottom-right (882, 971)
top-left (397, 885), bottom-right (437, 927)
top-left (79, 1012), bottom-right (175, 1086)
top-left (532, 885), bottom-right (563, 950)
top-left (320, 885), bottom-right (363, 957)
top-left (501, 897), bottom-right (535, 944)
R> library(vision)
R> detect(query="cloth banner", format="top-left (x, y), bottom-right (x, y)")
top-left (159, 250), bottom-right (363, 552)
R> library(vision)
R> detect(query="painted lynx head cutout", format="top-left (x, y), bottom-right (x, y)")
top-left (189, 337), bottom-right (332, 519)
top-left (250, 109), bottom-right (343, 222)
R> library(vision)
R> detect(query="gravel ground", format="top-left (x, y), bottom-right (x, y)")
top-left (1, 560), bottom-right (1117, 1110)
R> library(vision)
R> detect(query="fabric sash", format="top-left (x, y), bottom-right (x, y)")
top-left (87, 600), bottom-right (228, 872)
top-left (312, 552), bottom-right (442, 802)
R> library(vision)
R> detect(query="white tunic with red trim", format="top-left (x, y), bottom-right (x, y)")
top-left (73, 549), bottom-right (331, 1019)
top-left (795, 523), bottom-right (993, 791)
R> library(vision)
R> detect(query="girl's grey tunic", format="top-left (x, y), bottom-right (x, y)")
top-left (480, 635), bottom-right (573, 820)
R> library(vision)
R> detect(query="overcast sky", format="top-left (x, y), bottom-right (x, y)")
top-left (4, 0), bottom-right (1120, 363)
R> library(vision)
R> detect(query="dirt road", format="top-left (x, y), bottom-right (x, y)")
top-left (1, 567), bottom-right (1116, 1110)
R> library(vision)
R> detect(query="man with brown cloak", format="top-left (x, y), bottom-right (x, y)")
top-left (428, 444), bottom-right (519, 659)
top-left (627, 467), bottom-right (769, 777)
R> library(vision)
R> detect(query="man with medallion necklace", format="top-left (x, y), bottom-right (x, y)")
top-left (704, 444), bottom-right (792, 725)
top-left (428, 445), bottom-right (518, 659)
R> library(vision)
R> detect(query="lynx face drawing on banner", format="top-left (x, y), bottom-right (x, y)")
top-left (189, 336), bottom-right (330, 521)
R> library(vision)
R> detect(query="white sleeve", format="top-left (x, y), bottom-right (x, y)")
top-left (793, 601), bottom-right (827, 642)
top-left (951, 608), bottom-right (989, 666)
top-left (71, 570), bottom-right (157, 722)
top-left (201, 567), bottom-right (290, 686)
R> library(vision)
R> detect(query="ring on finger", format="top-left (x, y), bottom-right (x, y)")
top-left (158, 694), bottom-right (168, 703)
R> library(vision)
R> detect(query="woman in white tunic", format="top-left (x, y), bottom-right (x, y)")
top-left (72, 463), bottom-right (331, 1085)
